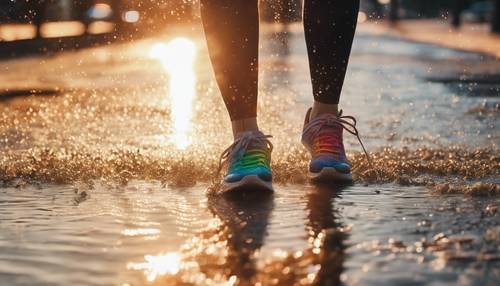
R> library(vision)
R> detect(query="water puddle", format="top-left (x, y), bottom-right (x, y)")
top-left (0, 26), bottom-right (499, 285)
top-left (0, 183), bottom-right (498, 285)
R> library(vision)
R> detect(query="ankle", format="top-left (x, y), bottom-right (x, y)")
top-left (231, 117), bottom-right (259, 139)
top-left (310, 101), bottom-right (339, 119)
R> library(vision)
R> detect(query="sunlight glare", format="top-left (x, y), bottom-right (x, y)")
top-left (150, 38), bottom-right (197, 149)
top-left (127, 252), bottom-right (181, 282)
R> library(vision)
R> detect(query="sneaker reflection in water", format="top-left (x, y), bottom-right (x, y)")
top-left (206, 183), bottom-right (350, 285)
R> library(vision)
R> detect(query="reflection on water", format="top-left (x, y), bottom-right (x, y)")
top-left (127, 252), bottom-right (181, 282)
top-left (306, 183), bottom-right (349, 285)
top-left (0, 183), bottom-right (498, 285)
top-left (208, 191), bottom-right (274, 283)
top-left (121, 228), bottom-right (161, 237)
top-left (150, 38), bottom-right (197, 149)
top-left (125, 185), bottom-right (352, 285)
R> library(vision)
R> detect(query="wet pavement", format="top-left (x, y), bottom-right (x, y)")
top-left (0, 24), bottom-right (499, 285)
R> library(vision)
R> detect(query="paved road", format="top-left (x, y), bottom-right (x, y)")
top-left (0, 24), bottom-right (498, 285)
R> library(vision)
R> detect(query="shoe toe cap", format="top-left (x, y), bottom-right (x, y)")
top-left (257, 170), bottom-right (272, 182)
top-left (310, 157), bottom-right (351, 174)
top-left (224, 167), bottom-right (272, 183)
top-left (224, 173), bottom-right (244, 183)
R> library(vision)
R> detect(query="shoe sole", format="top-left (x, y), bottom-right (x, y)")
top-left (221, 175), bottom-right (274, 194)
top-left (308, 167), bottom-right (353, 183)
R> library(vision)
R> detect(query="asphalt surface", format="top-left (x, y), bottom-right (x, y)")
top-left (0, 24), bottom-right (499, 285)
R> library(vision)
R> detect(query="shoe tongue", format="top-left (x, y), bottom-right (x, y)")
top-left (320, 121), bottom-right (342, 133)
top-left (247, 133), bottom-right (267, 150)
top-left (313, 119), bottom-right (343, 147)
top-left (235, 131), bottom-right (267, 152)
top-left (317, 114), bottom-right (342, 131)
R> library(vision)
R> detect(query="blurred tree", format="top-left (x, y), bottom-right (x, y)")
top-left (73, 0), bottom-right (94, 33)
top-left (389, 0), bottom-right (399, 22)
top-left (493, 0), bottom-right (500, 33)
top-left (110, 0), bottom-right (123, 31)
top-left (32, 0), bottom-right (48, 38)
top-left (452, 0), bottom-right (467, 28)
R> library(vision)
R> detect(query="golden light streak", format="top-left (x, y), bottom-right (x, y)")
top-left (150, 38), bottom-right (197, 149)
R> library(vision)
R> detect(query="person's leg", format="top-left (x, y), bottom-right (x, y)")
top-left (301, 0), bottom-right (361, 182)
top-left (200, 0), bottom-right (260, 139)
top-left (201, 0), bottom-right (272, 193)
top-left (303, 0), bottom-right (360, 118)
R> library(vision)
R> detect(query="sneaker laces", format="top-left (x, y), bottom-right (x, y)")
top-left (303, 110), bottom-right (377, 174)
top-left (215, 131), bottom-right (273, 179)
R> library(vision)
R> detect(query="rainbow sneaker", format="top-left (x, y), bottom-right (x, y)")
top-left (218, 131), bottom-right (273, 193)
top-left (302, 108), bottom-right (367, 182)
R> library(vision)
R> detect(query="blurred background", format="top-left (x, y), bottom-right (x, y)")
top-left (0, 0), bottom-right (499, 48)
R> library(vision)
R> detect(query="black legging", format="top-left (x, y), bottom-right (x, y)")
top-left (200, 0), bottom-right (359, 121)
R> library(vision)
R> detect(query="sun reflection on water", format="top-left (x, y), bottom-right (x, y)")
top-left (121, 228), bottom-right (161, 237)
top-left (127, 252), bottom-right (181, 282)
top-left (150, 38), bottom-right (197, 149)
